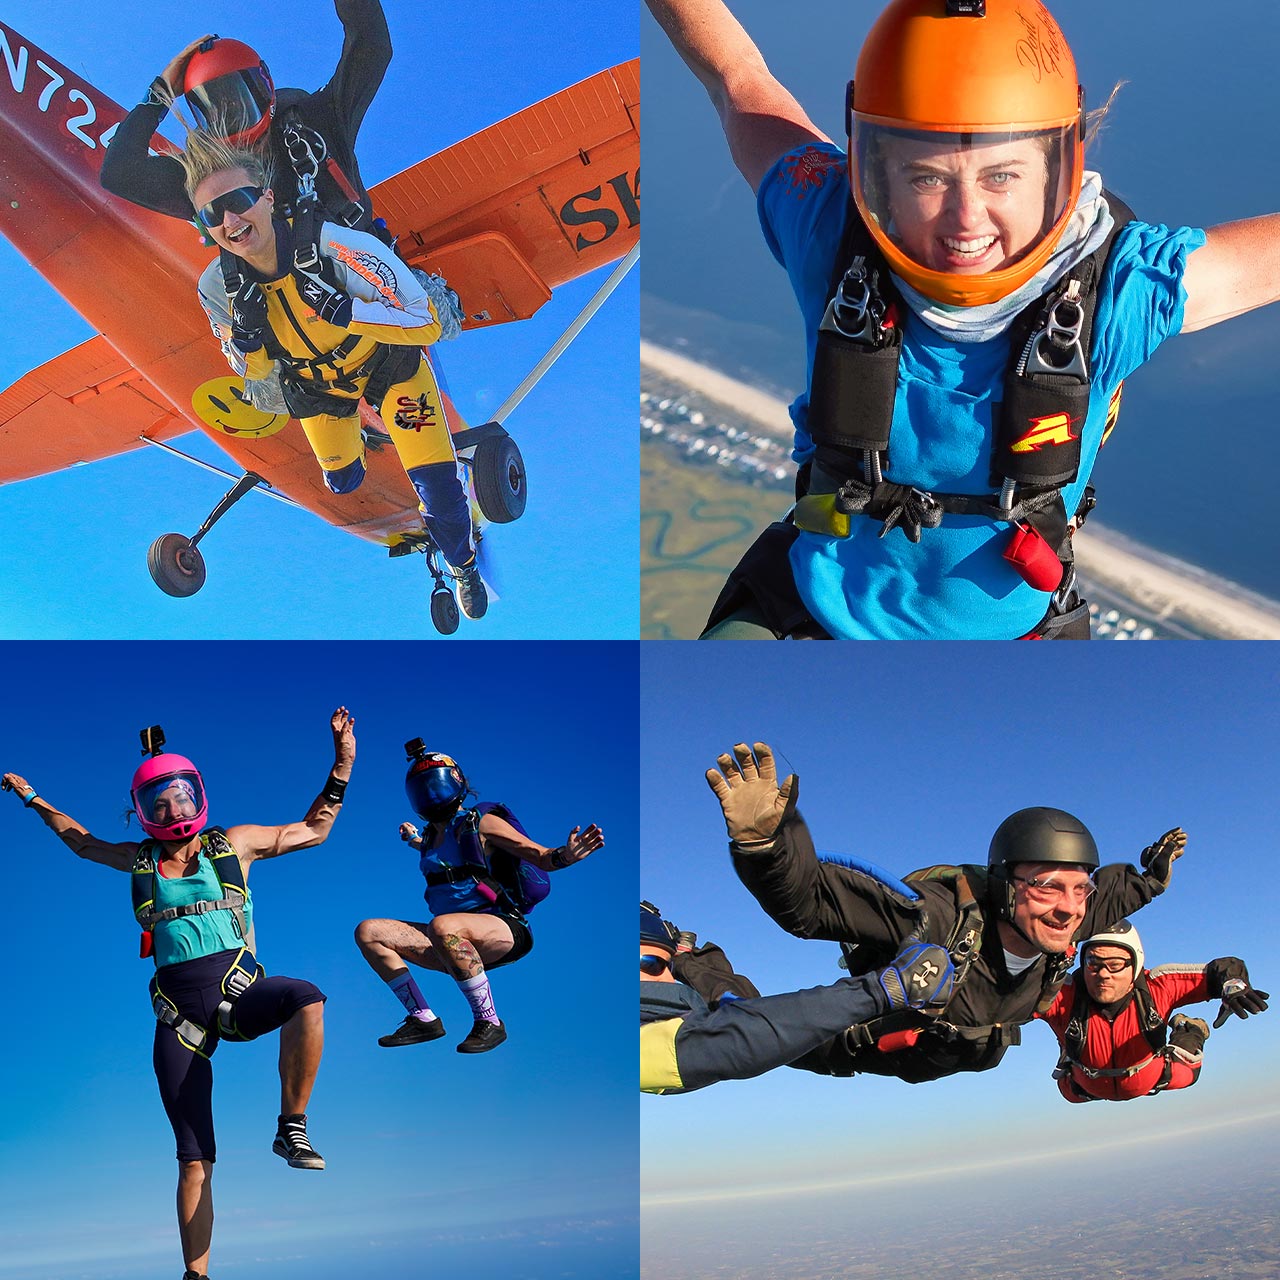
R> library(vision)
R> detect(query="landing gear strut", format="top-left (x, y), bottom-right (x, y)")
top-left (389, 528), bottom-right (464, 635)
top-left (146, 471), bottom-right (265, 598)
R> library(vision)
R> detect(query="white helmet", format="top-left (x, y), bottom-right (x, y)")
top-left (1080, 918), bottom-right (1144, 974)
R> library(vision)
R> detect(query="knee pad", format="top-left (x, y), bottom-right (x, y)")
top-left (323, 456), bottom-right (366, 494)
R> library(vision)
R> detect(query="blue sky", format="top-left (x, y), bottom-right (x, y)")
top-left (640, 644), bottom-right (1280, 1220)
top-left (0, 641), bottom-right (638, 1279)
top-left (0, 1), bottom-right (638, 639)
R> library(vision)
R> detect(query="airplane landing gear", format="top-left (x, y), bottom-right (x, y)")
top-left (146, 471), bottom-right (265, 597)
top-left (454, 422), bottom-right (526, 524)
top-left (390, 528), bottom-right (469, 635)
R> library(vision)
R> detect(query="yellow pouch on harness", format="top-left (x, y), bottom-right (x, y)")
top-left (794, 493), bottom-right (851, 539)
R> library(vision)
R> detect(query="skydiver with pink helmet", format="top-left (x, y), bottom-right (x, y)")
top-left (2, 707), bottom-right (356, 1280)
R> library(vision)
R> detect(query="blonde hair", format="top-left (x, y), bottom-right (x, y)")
top-left (150, 85), bottom-right (274, 205)
top-left (1084, 81), bottom-right (1126, 152)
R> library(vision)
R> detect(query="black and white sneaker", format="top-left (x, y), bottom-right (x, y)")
top-left (454, 561), bottom-right (488, 620)
top-left (457, 1019), bottom-right (507, 1054)
top-left (272, 1113), bottom-right (325, 1170)
top-left (378, 1014), bottom-right (447, 1047)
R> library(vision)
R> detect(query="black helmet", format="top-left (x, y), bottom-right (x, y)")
top-left (404, 747), bottom-right (468, 822)
top-left (640, 901), bottom-right (679, 955)
top-left (988, 807), bottom-right (1098, 921)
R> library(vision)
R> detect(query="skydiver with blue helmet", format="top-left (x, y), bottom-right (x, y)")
top-left (354, 743), bottom-right (604, 1054)
top-left (648, 0), bottom-right (1280, 638)
top-left (641, 901), bottom-right (956, 1094)
top-left (2, 708), bottom-right (355, 1280)
top-left (705, 742), bottom-right (1186, 1083)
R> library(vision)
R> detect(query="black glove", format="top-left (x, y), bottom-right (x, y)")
top-left (294, 265), bottom-right (353, 327)
top-left (1139, 827), bottom-right (1186, 890)
top-left (230, 281), bottom-right (268, 354)
top-left (876, 940), bottom-right (955, 1014)
top-left (1207, 957), bottom-right (1269, 1027)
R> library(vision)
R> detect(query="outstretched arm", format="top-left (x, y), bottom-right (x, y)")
top-left (645, 0), bottom-right (828, 192)
top-left (228, 707), bottom-right (356, 861)
top-left (1181, 217), bottom-right (1280, 333)
top-left (479, 815), bottom-right (604, 873)
top-left (2, 773), bottom-right (136, 872)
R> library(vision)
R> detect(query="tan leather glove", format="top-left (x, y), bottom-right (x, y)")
top-left (705, 742), bottom-right (797, 847)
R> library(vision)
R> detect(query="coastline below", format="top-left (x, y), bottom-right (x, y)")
top-left (641, 340), bottom-right (1280, 640)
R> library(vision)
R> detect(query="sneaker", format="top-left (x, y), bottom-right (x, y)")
top-left (272, 1114), bottom-right (325, 1170)
top-left (454, 561), bottom-right (488, 620)
top-left (378, 1014), bottom-right (446, 1048)
top-left (457, 1019), bottom-right (507, 1054)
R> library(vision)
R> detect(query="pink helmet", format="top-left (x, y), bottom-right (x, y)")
top-left (131, 752), bottom-right (208, 841)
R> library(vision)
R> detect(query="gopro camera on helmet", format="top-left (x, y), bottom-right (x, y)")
top-left (140, 725), bottom-right (167, 757)
top-left (404, 737), bottom-right (428, 761)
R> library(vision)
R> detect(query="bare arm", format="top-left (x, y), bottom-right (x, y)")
top-left (227, 707), bottom-right (356, 862)
top-left (1180, 215), bottom-right (1280, 333)
top-left (2, 772), bottom-right (137, 872)
top-left (645, 0), bottom-right (829, 192)
top-left (478, 814), bottom-right (605, 873)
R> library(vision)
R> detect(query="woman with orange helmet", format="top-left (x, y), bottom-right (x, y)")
top-left (647, 0), bottom-right (1280, 639)
top-left (100, 1), bottom-right (391, 237)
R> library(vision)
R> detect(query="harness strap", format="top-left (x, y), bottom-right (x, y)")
top-left (151, 947), bottom-right (262, 1054)
top-left (138, 895), bottom-right (248, 942)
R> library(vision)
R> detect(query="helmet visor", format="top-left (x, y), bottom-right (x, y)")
top-left (852, 119), bottom-right (1081, 288)
top-left (135, 771), bottom-right (206, 828)
top-left (185, 68), bottom-right (274, 139)
top-left (406, 757), bottom-right (466, 818)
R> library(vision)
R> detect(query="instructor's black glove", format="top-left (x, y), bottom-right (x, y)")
top-left (295, 265), bottom-right (353, 328)
top-left (876, 939), bottom-right (955, 1014)
top-left (1207, 957), bottom-right (1269, 1027)
top-left (230, 281), bottom-right (268, 355)
top-left (1139, 827), bottom-right (1186, 890)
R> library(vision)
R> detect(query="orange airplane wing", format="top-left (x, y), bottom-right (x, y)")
top-left (372, 60), bottom-right (639, 329)
top-left (0, 334), bottom-right (190, 483)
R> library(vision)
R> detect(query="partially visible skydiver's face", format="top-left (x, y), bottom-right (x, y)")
top-left (640, 945), bottom-right (677, 984)
top-left (881, 134), bottom-right (1051, 277)
top-left (151, 778), bottom-right (199, 826)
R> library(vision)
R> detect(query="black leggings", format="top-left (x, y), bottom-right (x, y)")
top-left (151, 951), bottom-right (325, 1163)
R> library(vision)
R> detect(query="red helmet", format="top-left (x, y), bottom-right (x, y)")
top-left (182, 37), bottom-right (276, 148)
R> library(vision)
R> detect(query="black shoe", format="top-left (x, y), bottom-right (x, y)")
top-left (272, 1114), bottom-right (325, 1170)
top-left (378, 1014), bottom-right (446, 1048)
top-left (457, 1019), bottom-right (507, 1054)
top-left (454, 560), bottom-right (488, 620)
top-left (182, 1272), bottom-right (209, 1280)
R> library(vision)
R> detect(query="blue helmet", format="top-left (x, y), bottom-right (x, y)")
top-left (405, 750), bottom-right (468, 821)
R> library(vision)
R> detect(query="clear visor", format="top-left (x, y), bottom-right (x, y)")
top-left (135, 772), bottom-right (205, 826)
top-left (852, 119), bottom-right (1080, 282)
top-left (185, 68), bottom-right (273, 137)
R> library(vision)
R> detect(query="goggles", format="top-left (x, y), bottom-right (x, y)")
top-left (195, 185), bottom-right (264, 230)
top-left (1012, 873), bottom-right (1097, 906)
top-left (1083, 956), bottom-right (1132, 975)
top-left (639, 954), bottom-right (672, 977)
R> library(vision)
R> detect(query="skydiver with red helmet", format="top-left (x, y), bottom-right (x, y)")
top-left (353, 742), bottom-right (604, 1054)
top-left (100, 1), bottom-right (391, 239)
top-left (1, 707), bottom-right (355, 1280)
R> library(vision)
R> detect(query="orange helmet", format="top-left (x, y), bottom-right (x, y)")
top-left (849, 0), bottom-right (1085, 306)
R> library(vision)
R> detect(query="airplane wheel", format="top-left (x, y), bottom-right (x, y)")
top-left (147, 534), bottom-right (207, 598)
top-left (430, 587), bottom-right (460, 635)
top-left (473, 435), bottom-right (527, 524)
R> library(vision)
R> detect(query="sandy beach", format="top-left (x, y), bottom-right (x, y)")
top-left (641, 341), bottom-right (1280, 639)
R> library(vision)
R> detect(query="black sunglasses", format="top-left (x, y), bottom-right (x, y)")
top-left (639, 954), bottom-right (671, 976)
top-left (195, 185), bottom-right (265, 230)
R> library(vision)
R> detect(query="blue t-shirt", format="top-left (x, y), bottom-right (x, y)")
top-left (758, 143), bottom-right (1206, 639)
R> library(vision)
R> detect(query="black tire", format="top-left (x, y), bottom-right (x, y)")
top-left (147, 534), bottom-right (207, 598)
top-left (472, 434), bottom-right (527, 524)
top-left (430, 587), bottom-right (460, 635)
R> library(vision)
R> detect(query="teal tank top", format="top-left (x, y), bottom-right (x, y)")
top-left (152, 853), bottom-right (253, 967)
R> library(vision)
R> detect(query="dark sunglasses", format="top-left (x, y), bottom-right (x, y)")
top-left (195, 185), bottom-right (265, 230)
top-left (639, 954), bottom-right (671, 976)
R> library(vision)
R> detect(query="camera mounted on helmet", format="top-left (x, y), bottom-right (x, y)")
top-left (404, 738), bottom-right (469, 823)
top-left (131, 724), bottom-right (208, 843)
